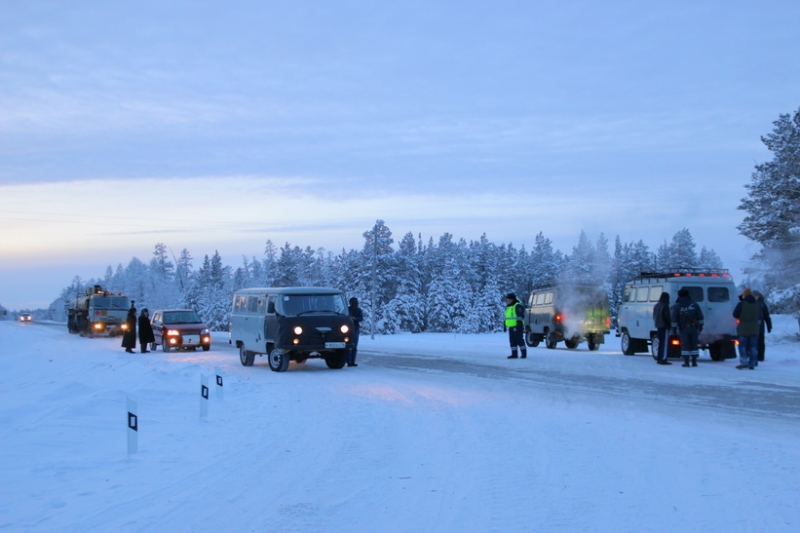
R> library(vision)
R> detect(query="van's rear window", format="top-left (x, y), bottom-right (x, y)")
top-left (681, 286), bottom-right (704, 302)
top-left (707, 287), bottom-right (730, 302)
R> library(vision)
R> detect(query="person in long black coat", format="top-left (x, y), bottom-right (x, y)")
top-left (753, 291), bottom-right (772, 362)
top-left (138, 308), bottom-right (155, 353)
top-left (652, 292), bottom-right (672, 365)
top-left (121, 307), bottom-right (137, 353)
top-left (346, 298), bottom-right (363, 367)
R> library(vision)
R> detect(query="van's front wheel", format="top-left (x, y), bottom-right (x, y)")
top-left (268, 350), bottom-right (290, 372)
top-left (325, 350), bottom-right (347, 369)
top-left (621, 331), bottom-right (636, 356)
top-left (239, 345), bottom-right (255, 366)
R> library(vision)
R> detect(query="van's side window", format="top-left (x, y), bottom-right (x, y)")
top-left (544, 292), bottom-right (553, 305)
top-left (247, 296), bottom-right (259, 313)
top-left (708, 287), bottom-right (730, 302)
top-left (681, 286), bottom-right (704, 302)
top-left (623, 287), bottom-right (632, 302)
top-left (267, 295), bottom-right (277, 314)
top-left (257, 298), bottom-right (266, 314)
top-left (235, 295), bottom-right (247, 312)
top-left (535, 293), bottom-right (545, 305)
top-left (636, 286), bottom-right (649, 302)
top-left (649, 286), bottom-right (662, 302)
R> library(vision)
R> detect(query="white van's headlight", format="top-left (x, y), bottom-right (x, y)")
top-left (340, 324), bottom-right (350, 334)
top-left (293, 326), bottom-right (303, 335)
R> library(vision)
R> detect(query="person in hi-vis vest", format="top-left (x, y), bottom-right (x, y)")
top-left (504, 293), bottom-right (527, 359)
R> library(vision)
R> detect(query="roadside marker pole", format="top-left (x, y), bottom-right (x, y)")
top-left (200, 374), bottom-right (209, 418)
top-left (126, 397), bottom-right (138, 457)
top-left (214, 367), bottom-right (224, 401)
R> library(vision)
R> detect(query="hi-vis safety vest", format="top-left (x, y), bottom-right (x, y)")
top-left (505, 303), bottom-right (523, 328)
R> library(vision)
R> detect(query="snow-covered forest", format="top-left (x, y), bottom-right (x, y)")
top-left (40, 224), bottom-right (725, 334)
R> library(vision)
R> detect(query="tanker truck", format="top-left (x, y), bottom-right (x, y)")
top-left (67, 285), bottom-right (132, 337)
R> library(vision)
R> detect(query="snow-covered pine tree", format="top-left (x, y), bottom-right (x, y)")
top-left (656, 229), bottom-right (699, 271)
top-left (530, 232), bottom-right (563, 288)
top-left (738, 107), bottom-right (800, 324)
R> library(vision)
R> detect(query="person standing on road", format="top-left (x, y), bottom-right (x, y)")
top-left (346, 297), bottom-right (363, 367)
top-left (138, 308), bottom-right (155, 354)
top-left (733, 288), bottom-right (761, 370)
top-left (652, 292), bottom-right (672, 365)
top-left (671, 288), bottom-right (704, 368)
top-left (753, 290), bottom-right (772, 363)
top-left (504, 293), bottom-right (527, 359)
top-left (121, 307), bottom-right (137, 354)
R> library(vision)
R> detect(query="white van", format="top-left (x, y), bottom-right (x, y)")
top-left (229, 287), bottom-right (354, 372)
top-left (616, 269), bottom-right (738, 361)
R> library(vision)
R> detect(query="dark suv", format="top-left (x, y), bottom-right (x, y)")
top-left (150, 309), bottom-right (211, 352)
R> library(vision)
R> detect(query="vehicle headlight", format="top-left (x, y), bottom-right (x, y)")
top-left (167, 329), bottom-right (180, 336)
top-left (340, 324), bottom-right (350, 334)
top-left (94, 323), bottom-right (104, 330)
top-left (201, 328), bottom-right (210, 335)
top-left (293, 326), bottom-right (303, 335)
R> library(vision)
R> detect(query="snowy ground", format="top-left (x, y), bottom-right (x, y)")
top-left (1, 317), bottom-right (799, 533)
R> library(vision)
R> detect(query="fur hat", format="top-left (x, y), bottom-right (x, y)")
top-left (742, 288), bottom-right (752, 298)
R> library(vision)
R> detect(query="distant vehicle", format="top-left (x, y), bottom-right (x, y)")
top-left (616, 269), bottom-right (738, 361)
top-left (19, 313), bottom-right (33, 323)
top-left (229, 287), bottom-right (354, 372)
top-left (149, 309), bottom-right (211, 352)
top-left (67, 285), bottom-right (131, 337)
top-left (524, 284), bottom-right (610, 350)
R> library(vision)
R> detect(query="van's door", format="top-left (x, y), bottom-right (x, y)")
top-left (264, 295), bottom-right (278, 348)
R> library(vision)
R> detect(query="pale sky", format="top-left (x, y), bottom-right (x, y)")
top-left (1, 0), bottom-right (797, 309)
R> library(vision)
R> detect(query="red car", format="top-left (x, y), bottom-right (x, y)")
top-left (150, 309), bottom-right (211, 352)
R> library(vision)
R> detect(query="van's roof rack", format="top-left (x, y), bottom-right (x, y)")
top-left (636, 268), bottom-right (730, 279)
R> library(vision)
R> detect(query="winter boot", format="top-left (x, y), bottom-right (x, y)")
top-left (521, 350), bottom-right (527, 359)
top-left (691, 358), bottom-right (697, 367)
top-left (681, 358), bottom-right (690, 367)
top-left (507, 354), bottom-right (518, 359)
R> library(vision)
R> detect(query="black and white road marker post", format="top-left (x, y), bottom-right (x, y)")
top-left (126, 397), bottom-right (138, 457)
top-left (214, 367), bottom-right (224, 401)
top-left (200, 374), bottom-right (209, 418)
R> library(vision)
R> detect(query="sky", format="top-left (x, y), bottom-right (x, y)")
top-left (2, 0), bottom-right (799, 309)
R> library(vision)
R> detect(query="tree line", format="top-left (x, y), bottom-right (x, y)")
top-left (47, 226), bottom-right (724, 334)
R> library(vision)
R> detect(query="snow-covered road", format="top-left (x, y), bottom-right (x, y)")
top-left (1, 319), bottom-right (798, 532)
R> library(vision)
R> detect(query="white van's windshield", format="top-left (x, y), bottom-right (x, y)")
top-left (279, 294), bottom-right (348, 317)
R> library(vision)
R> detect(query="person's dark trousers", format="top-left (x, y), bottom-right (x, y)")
top-left (347, 329), bottom-right (360, 365)
top-left (757, 325), bottom-right (766, 362)
top-left (508, 326), bottom-right (527, 358)
top-left (656, 327), bottom-right (669, 362)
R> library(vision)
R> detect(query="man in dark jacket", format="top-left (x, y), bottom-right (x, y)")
top-left (504, 293), bottom-right (527, 359)
top-left (733, 288), bottom-right (761, 370)
top-left (671, 288), bottom-right (704, 367)
top-left (138, 309), bottom-right (155, 353)
top-left (752, 291), bottom-right (772, 362)
top-left (652, 292), bottom-right (672, 365)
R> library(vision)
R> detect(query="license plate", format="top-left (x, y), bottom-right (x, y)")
top-left (184, 335), bottom-right (199, 345)
top-left (325, 342), bottom-right (346, 349)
